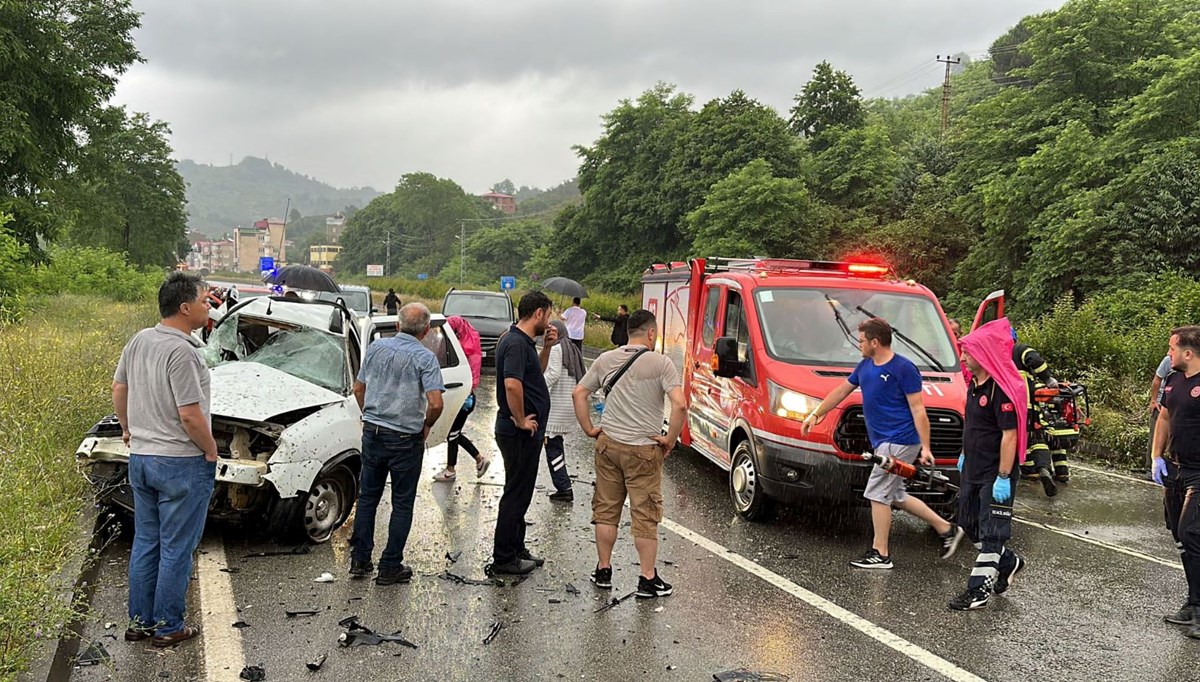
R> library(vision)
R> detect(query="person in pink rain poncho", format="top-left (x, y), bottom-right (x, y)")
top-left (433, 317), bottom-right (492, 481)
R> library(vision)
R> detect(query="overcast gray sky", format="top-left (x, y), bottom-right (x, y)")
top-left (113, 0), bottom-right (1064, 194)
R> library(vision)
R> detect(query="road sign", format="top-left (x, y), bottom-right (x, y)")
top-left (500, 276), bottom-right (516, 291)
top-left (417, 273), bottom-right (429, 281)
top-left (366, 264), bottom-right (384, 277)
top-left (259, 257), bottom-right (275, 272)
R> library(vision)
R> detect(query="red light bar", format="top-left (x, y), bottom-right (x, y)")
top-left (846, 263), bottom-right (890, 277)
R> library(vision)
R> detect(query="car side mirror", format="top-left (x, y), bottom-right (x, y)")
top-left (712, 336), bottom-right (742, 379)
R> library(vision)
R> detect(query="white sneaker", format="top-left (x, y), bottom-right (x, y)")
top-left (432, 468), bottom-right (456, 482)
top-left (475, 455), bottom-right (492, 478)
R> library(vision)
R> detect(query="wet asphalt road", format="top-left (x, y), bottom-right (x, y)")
top-left (67, 375), bottom-right (1199, 682)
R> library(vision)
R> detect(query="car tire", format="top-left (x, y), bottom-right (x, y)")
top-left (730, 440), bottom-right (774, 522)
top-left (268, 464), bottom-right (357, 544)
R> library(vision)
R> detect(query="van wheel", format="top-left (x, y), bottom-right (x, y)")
top-left (268, 464), bottom-right (357, 544)
top-left (730, 440), bottom-right (773, 522)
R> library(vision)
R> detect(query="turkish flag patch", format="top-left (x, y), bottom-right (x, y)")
top-left (1001, 402), bottom-right (1015, 412)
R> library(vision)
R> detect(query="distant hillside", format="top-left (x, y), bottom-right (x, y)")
top-left (514, 179), bottom-right (580, 218)
top-left (178, 156), bottom-right (380, 237)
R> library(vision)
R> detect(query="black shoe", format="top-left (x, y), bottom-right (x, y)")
top-left (518, 549), bottom-right (545, 567)
top-left (636, 571), bottom-right (673, 599)
top-left (994, 555), bottom-right (1025, 595)
top-left (849, 548), bottom-right (893, 570)
top-left (1188, 623), bottom-right (1200, 640)
top-left (1165, 604), bottom-right (1196, 626)
top-left (948, 587), bottom-right (991, 611)
top-left (549, 490), bottom-right (574, 502)
top-left (939, 526), bottom-right (966, 560)
top-left (1039, 468), bottom-right (1058, 497)
top-left (375, 565), bottom-right (413, 586)
top-left (591, 565), bottom-right (612, 589)
top-left (349, 559), bottom-right (375, 578)
top-left (491, 558), bottom-right (536, 575)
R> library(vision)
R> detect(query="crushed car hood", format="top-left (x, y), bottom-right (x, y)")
top-left (210, 362), bottom-right (344, 422)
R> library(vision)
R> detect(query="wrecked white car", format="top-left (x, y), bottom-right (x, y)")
top-left (76, 296), bottom-right (470, 543)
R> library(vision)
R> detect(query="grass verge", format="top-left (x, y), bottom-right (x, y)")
top-left (0, 295), bottom-right (156, 678)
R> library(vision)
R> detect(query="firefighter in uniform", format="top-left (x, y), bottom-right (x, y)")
top-left (1013, 332), bottom-right (1065, 496)
top-left (1151, 325), bottom-right (1200, 639)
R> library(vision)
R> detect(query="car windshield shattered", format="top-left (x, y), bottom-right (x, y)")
top-left (754, 287), bottom-right (958, 372)
top-left (443, 294), bottom-right (511, 320)
top-left (203, 311), bottom-right (348, 393)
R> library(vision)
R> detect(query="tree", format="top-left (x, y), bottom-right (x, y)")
top-left (810, 123), bottom-right (901, 215)
top-left (466, 220), bottom-right (550, 280)
top-left (685, 159), bottom-right (828, 259)
top-left (491, 179), bottom-right (516, 195)
top-left (789, 61), bottom-right (865, 139)
top-left (0, 0), bottom-right (141, 257)
top-left (55, 107), bottom-right (188, 267)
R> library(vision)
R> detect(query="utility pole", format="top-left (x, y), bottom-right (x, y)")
top-left (937, 54), bottom-right (962, 136)
top-left (459, 220), bottom-right (466, 286)
top-left (385, 232), bottom-right (391, 276)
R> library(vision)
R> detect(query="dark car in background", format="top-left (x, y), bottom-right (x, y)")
top-left (441, 288), bottom-right (515, 361)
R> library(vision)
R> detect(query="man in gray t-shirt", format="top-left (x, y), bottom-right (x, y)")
top-left (573, 310), bottom-right (686, 599)
top-left (112, 272), bottom-right (217, 647)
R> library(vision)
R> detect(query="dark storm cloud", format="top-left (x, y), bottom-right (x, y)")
top-left (114, 0), bottom-right (1063, 191)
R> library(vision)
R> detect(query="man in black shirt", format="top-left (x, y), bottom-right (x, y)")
top-left (951, 327), bottom-right (1025, 611)
top-left (490, 291), bottom-right (556, 575)
top-left (1151, 325), bottom-right (1200, 639)
top-left (383, 289), bottom-right (400, 315)
top-left (595, 305), bottom-right (630, 347)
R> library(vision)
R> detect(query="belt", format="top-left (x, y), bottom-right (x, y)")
top-left (363, 422), bottom-right (421, 438)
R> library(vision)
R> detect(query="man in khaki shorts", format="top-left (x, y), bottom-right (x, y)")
top-left (573, 310), bottom-right (686, 599)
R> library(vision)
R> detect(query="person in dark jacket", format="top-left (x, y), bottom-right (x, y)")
top-left (1012, 332), bottom-right (1064, 492)
top-left (594, 305), bottom-right (630, 347)
top-left (383, 289), bottom-right (400, 315)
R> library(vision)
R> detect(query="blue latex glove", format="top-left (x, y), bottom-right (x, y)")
top-left (1153, 457), bottom-right (1169, 486)
top-left (992, 475), bottom-right (1012, 504)
top-left (463, 393), bottom-right (476, 411)
top-left (957, 454), bottom-right (964, 472)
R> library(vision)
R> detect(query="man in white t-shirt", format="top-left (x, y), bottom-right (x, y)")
top-left (561, 297), bottom-right (587, 351)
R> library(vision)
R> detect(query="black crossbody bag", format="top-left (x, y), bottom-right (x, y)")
top-left (601, 348), bottom-right (650, 399)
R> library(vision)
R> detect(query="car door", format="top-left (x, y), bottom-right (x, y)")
top-left (364, 317), bottom-right (469, 444)
top-left (688, 282), bottom-right (732, 466)
top-left (971, 290), bottom-right (1006, 332)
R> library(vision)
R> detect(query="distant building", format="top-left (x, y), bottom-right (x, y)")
top-left (480, 191), bottom-right (517, 214)
top-left (233, 217), bottom-right (288, 271)
top-left (326, 215), bottom-right (347, 243)
top-left (187, 238), bottom-right (236, 273)
top-left (310, 244), bottom-right (342, 272)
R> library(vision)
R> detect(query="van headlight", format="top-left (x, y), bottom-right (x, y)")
top-left (769, 381), bottom-right (820, 422)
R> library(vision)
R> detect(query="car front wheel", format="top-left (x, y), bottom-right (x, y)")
top-left (268, 463), bottom-right (357, 544)
top-left (730, 440), bottom-right (774, 522)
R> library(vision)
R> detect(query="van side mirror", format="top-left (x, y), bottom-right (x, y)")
top-left (713, 337), bottom-right (742, 378)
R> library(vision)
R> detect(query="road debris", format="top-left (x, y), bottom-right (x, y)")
top-left (437, 570), bottom-right (497, 586)
top-left (713, 670), bottom-right (790, 682)
top-left (445, 550), bottom-right (462, 564)
top-left (232, 620), bottom-right (251, 629)
top-left (242, 545), bottom-right (310, 559)
top-left (306, 653), bottom-right (327, 672)
top-left (594, 591), bottom-right (637, 613)
top-left (482, 621), bottom-right (504, 645)
top-left (286, 609), bottom-right (320, 618)
top-left (239, 664), bottom-right (266, 681)
top-left (549, 598), bottom-right (562, 604)
top-left (313, 572), bottom-right (336, 583)
top-left (337, 616), bottom-right (418, 649)
top-left (75, 641), bottom-right (110, 667)
top-left (220, 567), bottom-right (242, 574)
top-left (565, 583), bottom-right (581, 595)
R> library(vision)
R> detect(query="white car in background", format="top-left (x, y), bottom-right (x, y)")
top-left (76, 296), bottom-right (470, 543)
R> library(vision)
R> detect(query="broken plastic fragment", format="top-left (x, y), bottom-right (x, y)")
top-left (220, 567), bottom-right (242, 574)
top-left (565, 583), bottom-right (580, 595)
top-left (445, 550), bottom-right (462, 564)
top-left (306, 654), bottom-right (327, 672)
top-left (232, 620), bottom-right (251, 629)
top-left (242, 545), bottom-right (310, 559)
top-left (75, 641), bottom-right (110, 667)
top-left (286, 609), bottom-right (320, 618)
top-left (239, 664), bottom-right (266, 681)
top-left (437, 570), bottom-right (498, 587)
top-left (313, 572), bottom-right (336, 583)
top-left (482, 621), bottom-right (504, 645)
top-left (549, 598), bottom-right (562, 604)
top-left (593, 591), bottom-right (637, 613)
top-left (712, 670), bottom-right (790, 682)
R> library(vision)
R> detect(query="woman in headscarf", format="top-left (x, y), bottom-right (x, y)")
top-left (543, 320), bottom-right (585, 501)
top-left (433, 316), bottom-right (491, 481)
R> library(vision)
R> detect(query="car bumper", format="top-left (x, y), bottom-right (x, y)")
top-left (77, 437), bottom-right (271, 505)
top-left (755, 437), bottom-right (960, 508)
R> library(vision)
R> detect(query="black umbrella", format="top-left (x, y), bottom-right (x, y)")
top-left (541, 276), bottom-right (588, 299)
top-left (263, 264), bottom-right (340, 293)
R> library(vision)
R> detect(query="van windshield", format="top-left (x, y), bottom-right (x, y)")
top-left (754, 287), bottom-right (958, 372)
top-left (443, 294), bottom-right (511, 320)
top-left (314, 290), bottom-right (369, 313)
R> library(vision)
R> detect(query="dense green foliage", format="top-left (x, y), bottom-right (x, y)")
top-left (178, 157), bottom-right (380, 237)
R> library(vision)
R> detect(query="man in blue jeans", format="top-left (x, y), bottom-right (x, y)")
top-left (349, 303), bottom-right (445, 585)
top-left (113, 272), bottom-right (218, 647)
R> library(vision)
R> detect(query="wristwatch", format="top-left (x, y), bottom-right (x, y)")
top-left (997, 472), bottom-right (1011, 479)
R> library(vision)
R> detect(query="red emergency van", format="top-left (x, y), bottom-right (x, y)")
top-left (642, 257), bottom-right (970, 520)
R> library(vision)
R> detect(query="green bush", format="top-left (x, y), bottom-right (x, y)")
top-left (0, 215), bottom-right (30, 324)
top-left (0, 296), bottom-right (158, 678)
top-left (25, 246), bottom-right (162, 303)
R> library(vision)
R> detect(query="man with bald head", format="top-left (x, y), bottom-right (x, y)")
top-left (349, 302), bottom-right (445, 586)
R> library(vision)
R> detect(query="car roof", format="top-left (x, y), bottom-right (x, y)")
top-left (446, 289), bottom-right (507, 297)
top-left (340, 284), bottom-right (370, 292)
top-left (224, 296), bottom-right (351, 334)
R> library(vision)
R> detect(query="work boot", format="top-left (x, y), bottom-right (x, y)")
top-left (490, 558), bottom-right (537, 575)
top-left (1165, 603), bottom-right (1197, 626)
top-left (375, 565), bottom-right (413, 586)
top-left (1020, 465), bottom-right (1039, 480)
top-left (349, 559), bottom-right (375, 578)
top-left (1039, 467), bottom-right (1058, 497)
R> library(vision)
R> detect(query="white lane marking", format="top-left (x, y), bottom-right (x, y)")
top-left (659, 516), bottom-right (988, 682)
top-left (196, 537), bottom-right (245, 682)
top-left (1071, 462), bottom-right (1158, 487)
top-left (1011, 517), bottom-right (1182, 571)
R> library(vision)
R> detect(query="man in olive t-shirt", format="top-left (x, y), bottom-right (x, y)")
top-left (112, 272), bottom-right (218, 647)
